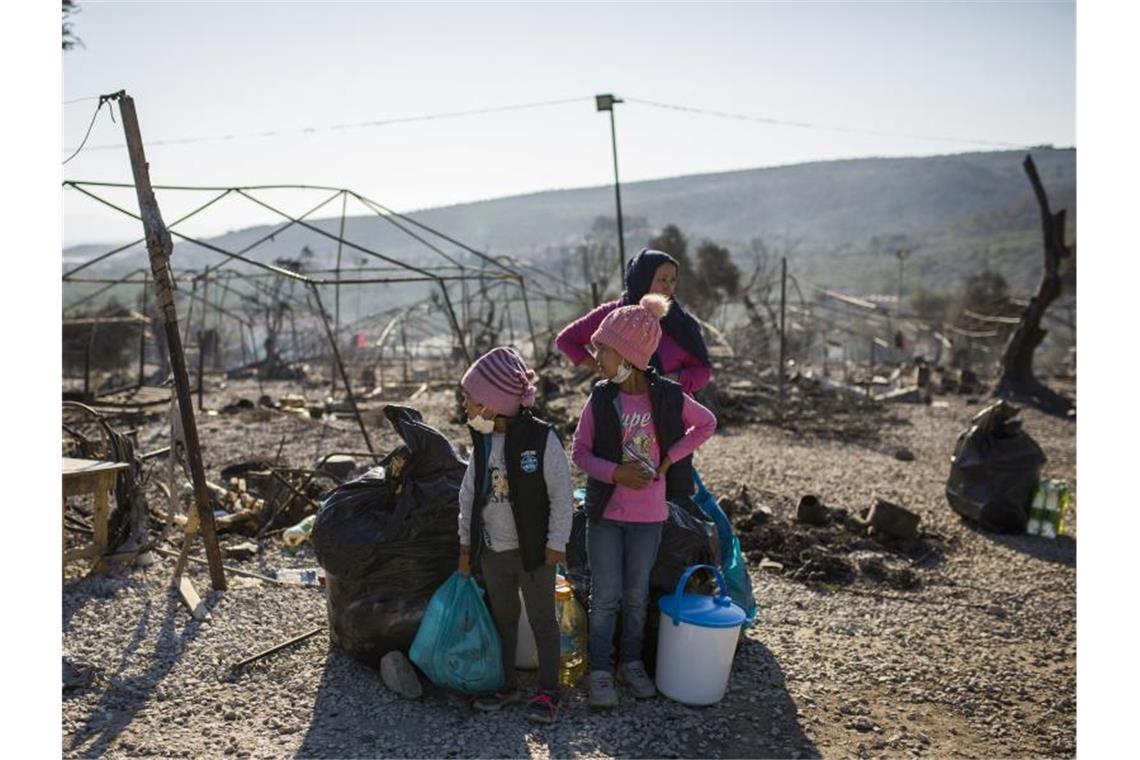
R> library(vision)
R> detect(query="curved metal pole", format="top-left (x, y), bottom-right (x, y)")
top-left (308, 283), bottom-right (373, 454)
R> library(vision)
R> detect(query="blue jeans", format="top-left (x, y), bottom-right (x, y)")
top-left (587, 518), bottom-right (665, 673)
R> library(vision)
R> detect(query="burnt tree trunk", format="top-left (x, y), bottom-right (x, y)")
top-left (992, 155), bottom-right (1075, 418)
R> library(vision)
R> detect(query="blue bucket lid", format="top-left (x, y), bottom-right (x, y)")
top-left (658, 564), bottom-right (747, 629)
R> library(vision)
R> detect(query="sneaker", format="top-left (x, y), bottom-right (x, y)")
top-left (525, 691), bottom-right (561, 724)
top-left (617, 660), bottom-right (656, 699)
top-left (473, 687), bottom-right (522, 712)
top-left (380, 651), bottom-right (422, 699)
top-left (588, 670), bottom-right (618, 709)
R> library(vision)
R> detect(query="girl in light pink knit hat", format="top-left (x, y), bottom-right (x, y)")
top-left (570, 294), bottom-right (718, 709)
top-left (456, 346), bottom-right (573, 724)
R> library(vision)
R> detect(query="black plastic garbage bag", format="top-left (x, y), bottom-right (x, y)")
top-left (650, 497), bottom-right (721, 601)
top-left (564, 497), bottom-right (720, 673)
top-left (313, 405), bottom-right (466, 667)
top-left (946, 400), bottom-right (1047, 533)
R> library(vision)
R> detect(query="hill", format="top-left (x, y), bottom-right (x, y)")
top-left (63, 147), bottom-right (1076, 307)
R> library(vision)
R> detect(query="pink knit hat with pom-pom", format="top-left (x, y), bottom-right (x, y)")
top-left (591, 294), bottom-right (671, 371)
top-left (461, 346), bottom-right (538, 417)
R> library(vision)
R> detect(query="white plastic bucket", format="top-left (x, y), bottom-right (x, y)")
top-left (655, 564), bottom-right (746, 706)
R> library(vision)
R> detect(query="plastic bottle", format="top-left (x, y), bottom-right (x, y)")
top-left (276, 566), bottom-right (325, 587)
top-left (555, 580), bottom-right (587, 687)
top-left (1055, 479), bottom-right (1071, 536)
top-left (283, 515), bottom-right (317, 549)
top-left (1026, 482), bottom-right (1045, 536)
top-left (1040, 480), bottom-right (1060, 539)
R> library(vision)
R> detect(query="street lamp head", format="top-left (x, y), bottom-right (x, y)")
top-left (595, 94), bottom-right (622, 111)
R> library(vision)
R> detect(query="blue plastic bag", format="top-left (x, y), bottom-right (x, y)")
top-left (409, 572), bottom-right (505, 694)
top-left (693, 470), bottom-right (758, 624)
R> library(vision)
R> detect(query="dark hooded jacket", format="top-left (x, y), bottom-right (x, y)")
top-left (621, 248), bottom-right (712, 372)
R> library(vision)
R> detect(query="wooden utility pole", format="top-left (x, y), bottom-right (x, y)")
top-left (115, 92), bottom-right (226, 591)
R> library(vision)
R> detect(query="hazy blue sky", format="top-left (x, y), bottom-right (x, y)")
top-left (62, 1), bottom-right (1075, 245)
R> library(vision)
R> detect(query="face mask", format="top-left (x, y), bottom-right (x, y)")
top-left (467, 414), bottom-right (496, 435)
top-left (612, 361), bottom-right (633, 384)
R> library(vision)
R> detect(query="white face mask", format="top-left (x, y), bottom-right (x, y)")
top-left (467, 414), bottom-right (496, 435)
top-left (612, 361), bottom-right (633, 384)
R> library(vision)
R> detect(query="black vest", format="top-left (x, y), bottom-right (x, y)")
top-left (469, 411), bottom-right (556, 573)
top-left (583, 369), bottom-right (695, 523)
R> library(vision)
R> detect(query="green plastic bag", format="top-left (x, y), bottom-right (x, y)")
top-left (409, 572), bottom-right (504, 694)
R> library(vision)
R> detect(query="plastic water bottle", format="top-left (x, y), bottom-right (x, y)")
top-left (276, 567), bottom-right (325, 586)
top-left (555, 579), bottom-right (587, 687)
top-left (1040, 480), bottom-right (1060, 539)
top-left (1055, 479), bottom-right (1071, 536)
top-left (283, 515), bottom-right (317, 549)
top-left (1026, 483), bottom-right (1046, 536)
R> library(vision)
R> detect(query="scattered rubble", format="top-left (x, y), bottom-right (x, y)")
top-left (736, 493), bottom-right (938, 589)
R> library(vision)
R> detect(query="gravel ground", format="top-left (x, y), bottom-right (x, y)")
top-left (62, 379), bottom-right (1076, 759)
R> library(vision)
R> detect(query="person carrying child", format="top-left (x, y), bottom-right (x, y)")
top-left (570, 294), bottom-right (717, 708)
top-left (456, 346), bottom-right (574, 723)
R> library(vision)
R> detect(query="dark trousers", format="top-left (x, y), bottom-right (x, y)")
top-left (480, 548), bottom-right (559, 694)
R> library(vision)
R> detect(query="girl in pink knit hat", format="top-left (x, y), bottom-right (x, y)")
top-left (570, 294), bottom-right (717, 709)
top-left (456, 346), bottom-right (573, 724)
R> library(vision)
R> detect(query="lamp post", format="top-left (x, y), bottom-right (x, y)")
top-left (596, 94), bottom-right (626, 289)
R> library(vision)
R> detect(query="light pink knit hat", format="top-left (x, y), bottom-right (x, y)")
top-left (590, 294), bottom-right (671, 371)
top-left (460, 346), bottom-right (538, 417)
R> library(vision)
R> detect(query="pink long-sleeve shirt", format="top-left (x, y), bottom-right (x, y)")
top-left (571, 389), bottom-right (717, 523)
top-left (555, 300), bottom-right (712, 394)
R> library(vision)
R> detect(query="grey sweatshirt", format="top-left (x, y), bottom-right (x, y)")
top-left (457, 430), bottom-right (574, 553)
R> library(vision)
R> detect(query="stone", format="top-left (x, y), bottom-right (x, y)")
top-left (380, 651), bottom-right (422, 699)
top-left (866, 498), bottom-right (921, 540)
top-left (796, 494), bottom-right (829, 526)
top-left (318, 455), bottom-right (357, 481)
top-left (893, 447), bottom-right (916, 462)
top-left (223, 542), bottom-right (260, 562)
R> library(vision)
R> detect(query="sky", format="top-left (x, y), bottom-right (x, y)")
top-left (62, 1), bottom-right (1075, 247)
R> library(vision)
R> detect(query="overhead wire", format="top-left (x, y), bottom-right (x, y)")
top-left (63, 97), bottom-right (111, 165)
top-left (624, 96), bottom-right (1028, 150)
top-left (63, 96), bottom-right (592, 154)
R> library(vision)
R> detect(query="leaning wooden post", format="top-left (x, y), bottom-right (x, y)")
top-left (138, 270), bottom-right (148, 386)
top-left (116, 92), bottom-right (226, 591)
